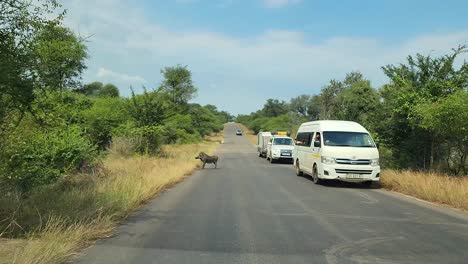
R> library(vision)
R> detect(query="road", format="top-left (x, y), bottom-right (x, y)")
top-left (76, 123), bottom-right (468, 264)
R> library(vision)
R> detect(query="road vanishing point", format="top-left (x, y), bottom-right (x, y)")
top-left (76, 123), bottom-right (468, 264)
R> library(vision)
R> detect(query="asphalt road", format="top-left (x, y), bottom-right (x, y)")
top-left (76, 123), bottom-right (468, 264)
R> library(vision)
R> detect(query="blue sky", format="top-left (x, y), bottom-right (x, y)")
top-left (63, 0), bottom-right (468, 114)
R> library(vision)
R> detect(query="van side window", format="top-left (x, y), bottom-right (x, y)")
top-left (296, 132), bottom-right (313, 147)
top-left (314, 132), bottom-right (321, 142)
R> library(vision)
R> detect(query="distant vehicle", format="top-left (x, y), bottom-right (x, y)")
top-left (266, 135), bottom-right (294, 163)
top-left (236, 129), bottom-right (243, 136)
top-left (257, 132), bottom-right (272, 157)
top-left (293, 120), bottom-right (380, 186)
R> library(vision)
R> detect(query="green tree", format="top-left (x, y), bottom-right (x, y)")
top-left (377, 45), bottom-right (468, 171)
top-left (83, 97), bottom-right (129, 149)
top-left (159, 65), bottom-right (197, 107)
top-left (188, 104), bottom-right (223, 136)
top-left (261, 99), bottom-right (289, 117)
top-left (98, 83), bottom-right (120, 97)
top-left (76, 81), bottom-right (103, 96)
top-left (33, 25), bottom-right (88, 90)
top-left (307, 95), bottom-right (321, 121)
top-left (290, 95), bottom-right (310, 117)
top-left (130, 89), bottom-right (172, 127)
top-left (335, 78), bottom-right (379, 125)
top-left (319, 80), bottom-right (344, 119)
top-left (343, 71), bottom-right (365, 88)
top-left (0, 0), bottom-right (63, 130)
top-left (415, 90), bottom-right (468, 174)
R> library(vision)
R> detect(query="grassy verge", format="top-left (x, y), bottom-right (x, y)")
top-left (0, 134), bottom-right (221, 264)
top-left (381, 170), bottom-right (468, 211)
top-left (237, 123), bottom-right (257, 145)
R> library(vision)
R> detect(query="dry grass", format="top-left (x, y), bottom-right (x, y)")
top-left (237, 123), bottom-right (257, 145)
top-left (381, 170), bottom-right (468, 211)
top-left (0, 138), bottom-right (220, 264)
top-left (4, 216), bottom-right (114, 264)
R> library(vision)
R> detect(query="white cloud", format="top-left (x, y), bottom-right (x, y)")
top-left (96, 68), bottom-right (146, 84)
top-left (262, 0), bottom-right (302, 8)
top-left (63, 0), bottom-right (468, 114)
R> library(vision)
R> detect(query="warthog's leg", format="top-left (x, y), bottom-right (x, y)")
top-left (215, 161), bottom-right (217, 168)
top-left (202, 162), bottom-right (206, 169)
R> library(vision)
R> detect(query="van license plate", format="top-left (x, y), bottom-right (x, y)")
top-left (347, 174), bottom-right (363, 179)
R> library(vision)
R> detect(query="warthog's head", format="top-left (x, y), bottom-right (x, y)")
top-left (195, 152), bottom-right (207, 160)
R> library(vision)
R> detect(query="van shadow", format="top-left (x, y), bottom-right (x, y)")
top-left (299, 174), bottom-right (381, 190)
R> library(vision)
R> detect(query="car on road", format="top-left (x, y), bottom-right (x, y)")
top-left (293, 120), bottom-right (380, 186)
top-left (266, 135), bottom-right (294, 163)
top-left (236, 129), bottom-right (243, 136)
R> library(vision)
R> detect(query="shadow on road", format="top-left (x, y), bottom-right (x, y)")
top-left (299, 174), bottom-right (381, 190)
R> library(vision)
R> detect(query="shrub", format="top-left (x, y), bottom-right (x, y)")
top-left (163, 114), bottom-right (201, 144)
top-left (31, 90), bottom-right (92, 128)
top-left (0, 125), bottom-right (97, 191)
top-left (188, 104), bottom-right (223, 136)
top-left (109, 137), bottom-right (141, 157)
top-left (82, 97), bottom-right (130, 149)
top-left (113, 122), bottom-right (166, 155)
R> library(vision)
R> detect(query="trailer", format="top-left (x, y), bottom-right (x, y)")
top-left (257, 132), bottom-right (272, 158)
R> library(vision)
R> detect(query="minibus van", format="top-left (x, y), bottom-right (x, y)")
top-left (293, 120), bottom-right (380, 185)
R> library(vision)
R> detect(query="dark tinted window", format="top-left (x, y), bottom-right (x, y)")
top-left (295, 132), bottom-right (313, 147)
top-left (323, 131), bottom-right (376, 147)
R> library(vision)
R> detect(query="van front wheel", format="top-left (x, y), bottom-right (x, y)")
top-left (312, 165), bottom-right (321, 184)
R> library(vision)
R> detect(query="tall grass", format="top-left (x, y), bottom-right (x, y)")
top-left (381, 170), bottom-right (468, 211)
top-left (0, 137), bottom-right (220, 264)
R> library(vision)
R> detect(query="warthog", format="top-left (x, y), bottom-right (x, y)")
top-left (195, 152), bottom-right (218, 169)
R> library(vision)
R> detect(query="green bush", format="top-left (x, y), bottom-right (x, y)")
top-left (188, 104), bottom-right (223, 136)
top-left (249, 117), bottom-right (269, 134)
top-left (163, 114), bottom-right (201, 144)
top-left (0, 125), bottom-right (97, 191)
top-left (113, 122), bottom-right (166, 155)
top-left (82, 97), bottom-right (130, 149)
top-left (31, 90), bottom-right (92, 128)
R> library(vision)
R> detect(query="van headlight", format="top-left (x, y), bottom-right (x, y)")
top-left (371, 158), bottom-right (380, 166)
top-left (321, 156), bottom-right (336, 165)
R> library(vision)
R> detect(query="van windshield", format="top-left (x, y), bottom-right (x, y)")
top-left (273, 138), bottom-right (294, 145)
top-left (323, 132), bottom-right (376, 147)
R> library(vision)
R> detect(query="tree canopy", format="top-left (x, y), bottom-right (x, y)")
top-left (159, 65), bottom-right (198, 107)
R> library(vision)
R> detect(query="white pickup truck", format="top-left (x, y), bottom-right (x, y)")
top-left (266, 135), bottom-right (295, 164)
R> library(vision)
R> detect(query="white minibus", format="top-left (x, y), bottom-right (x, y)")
top-left (293, 120), bottom-right (380, 185)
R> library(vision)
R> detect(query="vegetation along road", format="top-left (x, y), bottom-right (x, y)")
top-left (76, 123), bottom-right (468, 264)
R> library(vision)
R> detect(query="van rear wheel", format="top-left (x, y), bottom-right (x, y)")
top-left (312, 165), bottom-right (321, 184)
top-left (295, 160), bottom-right (303, 176)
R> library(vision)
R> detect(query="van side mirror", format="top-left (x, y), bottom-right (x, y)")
top-left (376, 143), bottom-right (380, 149)
top-left (313, 140), bottom-right (321, 148)
top-left (268, 142), bottom-right (272, 145)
